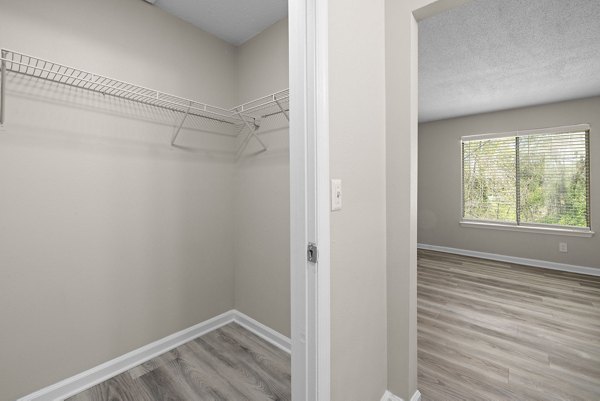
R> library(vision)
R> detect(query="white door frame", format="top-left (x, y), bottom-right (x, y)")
top-left (289, 0), bottom-right (330, 399)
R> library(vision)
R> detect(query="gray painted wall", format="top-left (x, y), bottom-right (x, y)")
top-left (234, 18), bottom-right (291, 337)
top-left (419, 96), bottom-right (600, 269)
top-left (384, 1), bottom-right (466, 399)
top-left (327, 0), bottom-right (456, 398)
top-left (329, 0), bottom-right (389, 399)
top-left (0, 0), bottom-right (238, 399)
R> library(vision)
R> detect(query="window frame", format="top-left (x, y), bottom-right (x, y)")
top-left (460, 124), bottom-right (594, 237)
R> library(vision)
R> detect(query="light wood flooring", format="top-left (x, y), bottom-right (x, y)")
top-left (68, 322), bottom-right (291, 401)
top-left (418, 249), bottom-right (600, 401)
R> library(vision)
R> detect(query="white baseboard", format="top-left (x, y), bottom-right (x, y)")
top-left (417, 243), bottom-right (600, 277)
top-left (233, 310), bottom-right (291, 354)
top-left (18, 309), bottom-right (290, 401)
top-left (381, 389), bottom-right (421, 401)
top-left (381, 390), bottom-right (403, 401)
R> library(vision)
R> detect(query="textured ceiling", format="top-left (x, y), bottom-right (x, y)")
top-left (419, 0), bottom-right (600, 123)
top-left (153, 0), bottom-right (287, 46)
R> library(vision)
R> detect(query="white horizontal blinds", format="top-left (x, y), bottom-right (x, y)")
top-left (462, 124), bottom-right (591, 141)
top-left (463, 137), bottom-right (517, 223)
top-left (462, 129), bottom-right (591, 230)
top-left (518, 131), bottom-right (590, 228)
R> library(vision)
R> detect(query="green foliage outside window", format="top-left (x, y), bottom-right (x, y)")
top-left (462, 131), bottom-right (590, 229)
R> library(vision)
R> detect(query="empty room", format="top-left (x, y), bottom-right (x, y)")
top-left (417, 1), bottom-right (600, 400)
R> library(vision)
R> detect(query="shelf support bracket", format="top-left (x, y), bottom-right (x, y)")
top-left (1, 49), bottom-right (6, 127)
top-left (275, 98), bottom-right (289, 122)
top-left (171, 102), bottom-right (192, 146)
top-left (235, 109), bottom-right (267, 158)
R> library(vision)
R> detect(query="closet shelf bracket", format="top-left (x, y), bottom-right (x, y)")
top-left (234, 109), bottom-right (267, 158)
top-left (275, 98), bottom-right (289, 122)
top-left (0, 49), bottom-right (6, 126)
top-left (171, 102), bottom-right (192, 146)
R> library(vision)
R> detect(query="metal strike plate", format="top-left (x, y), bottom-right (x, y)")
top-left (307, 243), bottom-right (318, 263)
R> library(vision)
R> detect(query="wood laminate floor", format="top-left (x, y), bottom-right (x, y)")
top-left (68, 322), bottom-right (291, 401)
top-left (418, 249), bottom-right (600, 401)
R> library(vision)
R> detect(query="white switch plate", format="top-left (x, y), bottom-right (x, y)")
top-left (331, 179), bottom-right (342, 211)
top-left (559, 242), bottom-right (568, 253)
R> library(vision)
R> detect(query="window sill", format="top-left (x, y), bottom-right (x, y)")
top-left (460, 220), bottom-right (595, 238)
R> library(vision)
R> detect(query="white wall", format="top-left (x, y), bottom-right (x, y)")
top-left (326, 0), bottom-right (447, 398)
top-left (419, 96), bottom-right (600, 269)
top-left (383, 2), bottom-right (471, 399)
top-left (0, 1), bottom-right (238, 399)
top-left (328, 0), bottom-right (389, 399)
top-left (234, 18), bottom-right (291, 337)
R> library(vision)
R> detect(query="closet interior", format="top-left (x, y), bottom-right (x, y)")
top-left (0, 1), bottom-right (291, 400)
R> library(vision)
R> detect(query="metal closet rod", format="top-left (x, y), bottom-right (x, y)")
top-left (0, 49), bottom-right (290, 146)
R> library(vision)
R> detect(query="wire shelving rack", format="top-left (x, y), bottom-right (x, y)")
top-left (0, 49), bottom-right (289, 154)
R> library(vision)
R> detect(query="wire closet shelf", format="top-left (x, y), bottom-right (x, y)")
top-left (0, 49), bottom-right (289, 150)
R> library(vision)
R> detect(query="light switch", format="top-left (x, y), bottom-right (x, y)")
top-left (559, 242), bottom-right (568, 253)
top-left (331, 179), bottom-right (342, 211)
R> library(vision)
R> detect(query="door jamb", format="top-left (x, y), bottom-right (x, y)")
top-left (289, 0), bottom-right (330, 400)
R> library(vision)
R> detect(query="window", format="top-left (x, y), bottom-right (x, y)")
top-left (461, 125), bottom-right (592, 234)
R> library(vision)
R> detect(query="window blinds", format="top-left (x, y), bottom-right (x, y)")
top-left (462, 128), bottom-right (591, 230)
top-left (463, 137), bottom-right (517, 222)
